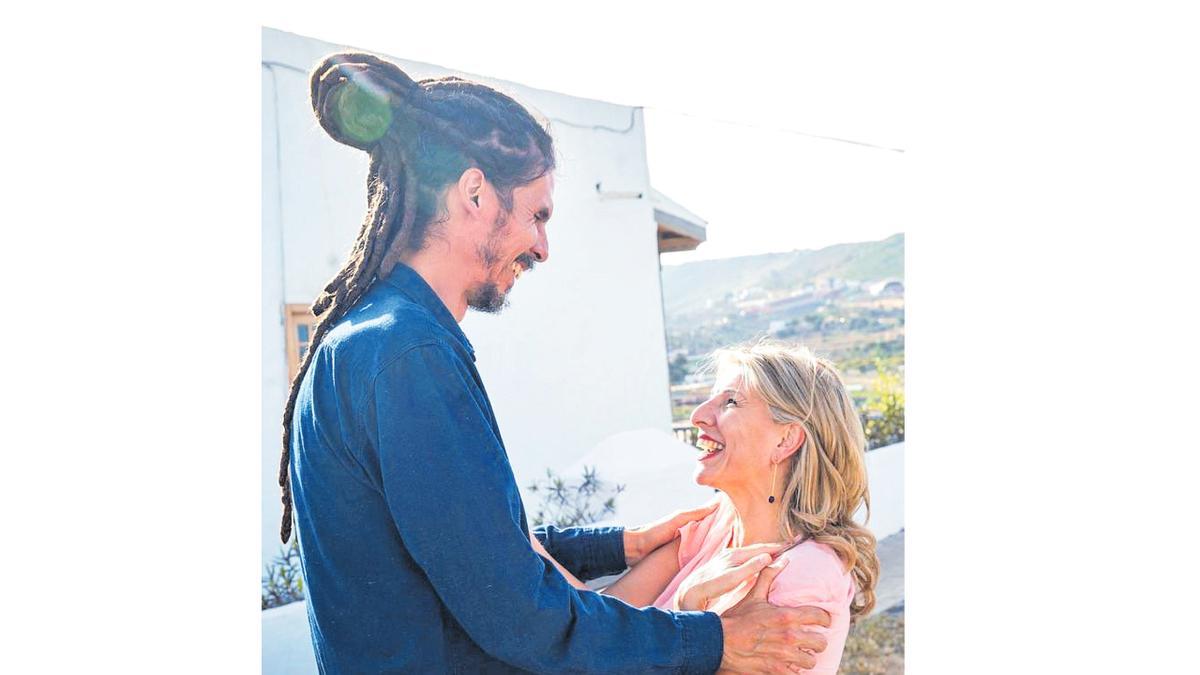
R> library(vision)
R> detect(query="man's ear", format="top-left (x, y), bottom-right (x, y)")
top-left (774, 423), bottom-right (806, 463)
top-left (457, 168), bottom-right (486, 211)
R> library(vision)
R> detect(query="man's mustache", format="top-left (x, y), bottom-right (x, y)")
top-left (515, 253), bottom-right (537, 273)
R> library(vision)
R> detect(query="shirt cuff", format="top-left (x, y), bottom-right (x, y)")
top-left (532, 525), bottom-right (627, 580)
top-left (676, 610), bottom-right (724, 674)
top-left (582, 525), bottom-right (627, 577)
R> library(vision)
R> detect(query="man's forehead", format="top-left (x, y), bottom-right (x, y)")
top-left (524, 174), bottom-right (555, 215)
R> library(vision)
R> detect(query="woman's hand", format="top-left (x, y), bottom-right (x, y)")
top-left (675, 542), bottom-right (786, 611)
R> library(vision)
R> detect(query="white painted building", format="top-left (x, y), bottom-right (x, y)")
top-left (262, 27), bottom-right (707, 564)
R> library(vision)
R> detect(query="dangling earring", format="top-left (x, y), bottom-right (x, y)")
top-left (768, 461), bottom-right (778, 504)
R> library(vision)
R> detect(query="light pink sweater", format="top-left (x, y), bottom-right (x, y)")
top-left (652, 496), bottom-right (855, 674)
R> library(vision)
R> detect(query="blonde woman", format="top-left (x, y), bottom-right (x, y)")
top-left (535, 341), bottom-right (879, 673)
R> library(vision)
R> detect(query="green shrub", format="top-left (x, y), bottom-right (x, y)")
top-left (527, 466), bottom-right (625, 528)
top-left (862, 360), bottom-right (905, 450)
top-left (841, 607), bottom-right (905, 674)
top-left (262, 537), bottom-right (305, 610)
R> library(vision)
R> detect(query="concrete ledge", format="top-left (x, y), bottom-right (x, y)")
top-left (262, 601), bottom-right (316, 675)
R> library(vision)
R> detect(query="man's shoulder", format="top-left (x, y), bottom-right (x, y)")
top-left (326, 290), bottom-right (449, 360)
top-left (307, 289), bottom-right (469, 403)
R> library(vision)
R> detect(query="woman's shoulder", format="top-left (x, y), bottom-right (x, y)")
top-left (771, 539), bottom-right (853, 602)
top-left (781, 539), bottom-right (848, 572)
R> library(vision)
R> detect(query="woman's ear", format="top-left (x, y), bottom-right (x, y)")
top-left (775, 423), bottom-right (806, 462)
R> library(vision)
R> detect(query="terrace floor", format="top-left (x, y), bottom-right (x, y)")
top-left (873, 529), bottom-right (905, 615)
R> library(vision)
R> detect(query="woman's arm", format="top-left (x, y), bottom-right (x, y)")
top-left (601, 538), bottom-right (682, 607)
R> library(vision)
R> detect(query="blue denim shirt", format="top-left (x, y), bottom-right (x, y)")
top-left (289, 264), bottom-right (723, 673)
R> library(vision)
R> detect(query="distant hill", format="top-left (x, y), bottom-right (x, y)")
top-left (661, 233), bottom-right (904, 318)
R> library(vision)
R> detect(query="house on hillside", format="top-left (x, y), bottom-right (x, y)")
top-left (870, 278), bottom-right (905, 297)
top-left (261, 27), bottom-right (707, 563)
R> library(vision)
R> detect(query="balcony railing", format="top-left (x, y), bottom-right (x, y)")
top-left (672, 423), bottom-right (698, 446)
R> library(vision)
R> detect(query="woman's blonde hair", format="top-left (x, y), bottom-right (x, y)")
top-left (711, 339), bottom-right (880, 618)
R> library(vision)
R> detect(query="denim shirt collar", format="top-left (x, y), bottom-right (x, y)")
top-left (383, 263), bottom-right (476, 361)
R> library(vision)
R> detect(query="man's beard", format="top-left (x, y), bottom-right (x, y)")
top-left (466, 252), bottom-right (537, 313)
top-left (466, 210), bottom-right (537, 314)
top-left (465, 281), bottom-right (506, 314)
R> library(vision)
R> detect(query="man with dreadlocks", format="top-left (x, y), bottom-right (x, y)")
top-left (278, 52), bottom-right (831, 674)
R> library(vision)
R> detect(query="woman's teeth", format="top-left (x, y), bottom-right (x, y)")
top-left (696, 438), bottom-right (725, 454)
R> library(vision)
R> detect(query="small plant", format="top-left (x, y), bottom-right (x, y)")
top-left (862, 359), bottom-right (905, 450)
top-left (527, 466), bottom-right (626, 528)
top-left (262, 537), bottom-right (305, 610)
top-left (841, 607), bottom-right (905, 674)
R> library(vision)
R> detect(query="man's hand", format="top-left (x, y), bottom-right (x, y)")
top-left (623, 501), bottom-right (719, 565)
top-left (718, 558), bottom-right (831, 674)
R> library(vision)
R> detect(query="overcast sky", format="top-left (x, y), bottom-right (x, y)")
top-left (263, 1), bottom-right (909, 264)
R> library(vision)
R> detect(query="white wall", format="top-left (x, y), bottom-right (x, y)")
top-left (858, 441), bottom-right (905, 541)
top-left (261, 63), bottom-right (289, 558)
top-left (262, 27), bottom-right (674, 563)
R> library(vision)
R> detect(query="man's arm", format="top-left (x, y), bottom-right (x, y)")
top-left (369, 344), bottom-right (723, 674)
top-left (529, 527), bottom-right (588, 590)
top-left (531, 497), bottom-right (720, 581)
top-left (531, 524), bottom-right (627, 581)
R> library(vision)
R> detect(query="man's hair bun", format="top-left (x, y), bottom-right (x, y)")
top-left (309, 52), bottom-right (420, 151)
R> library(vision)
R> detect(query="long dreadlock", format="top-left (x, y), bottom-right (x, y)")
top-left (279, 52), bottom-right (556, 543)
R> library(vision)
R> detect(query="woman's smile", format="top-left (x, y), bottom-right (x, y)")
top-left (696, 434), bottom-right (726, 461)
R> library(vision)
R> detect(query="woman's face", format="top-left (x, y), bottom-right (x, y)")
top-left (689, 368), bottom-right (785, 494)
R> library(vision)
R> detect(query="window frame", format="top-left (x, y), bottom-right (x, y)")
top-left (284, 304), bottom-right (318, 384)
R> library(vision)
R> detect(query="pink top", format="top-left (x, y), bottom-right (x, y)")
top-left (652, 496), bottom-right (855, 674)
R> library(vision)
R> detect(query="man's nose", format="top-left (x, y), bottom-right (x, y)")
top-left (530, 226), bottom-right (549, 263)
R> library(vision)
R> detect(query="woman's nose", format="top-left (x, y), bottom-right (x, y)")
top-left (690, 400), bottom-right (713, 430)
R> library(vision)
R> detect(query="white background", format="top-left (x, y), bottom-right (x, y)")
top-left (4, 2), bottom-right (1199, 673)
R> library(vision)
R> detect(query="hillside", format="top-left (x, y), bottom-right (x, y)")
top-left (662, 233), bottom-right (904, 319)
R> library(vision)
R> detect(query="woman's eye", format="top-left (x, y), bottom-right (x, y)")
top-left (724, 398), bottom-right (738, 407)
